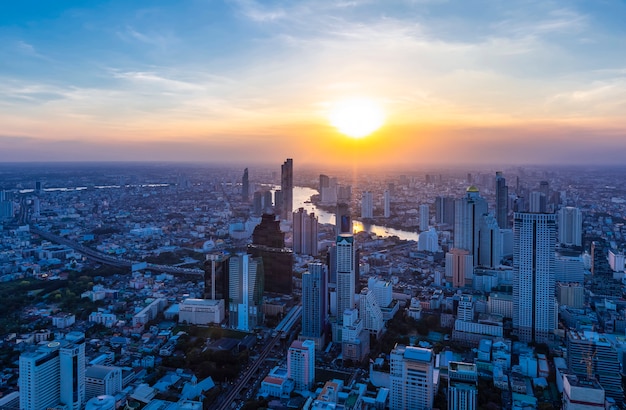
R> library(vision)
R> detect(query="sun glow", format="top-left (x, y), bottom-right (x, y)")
top-left (328, 98), bottom-right (385, 138)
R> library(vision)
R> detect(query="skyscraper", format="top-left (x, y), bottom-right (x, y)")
top-left (281, 158), bottom-right (293, 220)
top-left (558, 206), bottom-right (582, 247)
top-left (228, 254), bottom-right (264, 331)
top-left (383, 190), bottom-right (391, 218)
top-left (389, 345), bottom-right (436, 410)
top-left (241, 167), bottom-right (249, 202)
top-left (446, 248), bottom-right (473, 288)
top-left (419, 204), bottom-right (430, 232)
top-left (454, 186), bottom-right (488, 264)
top-left (513, 213), bottom-right (556, 343)
top-left (19, 332), bottom-right (86, 410)
top-left (495, 171), bottom-right (509, 229)
top-left (301, 264), bottom-right (327, 346)
top-left (204, 253), bottom-right (230, 317)
top-left (435, 196), bottom-right (456, 226)
top-left (361, 191), bottom-right (373, 219)
top-left (293, 208), bottom-right (319, 256)
top-left (336, 234), bottom-right (356, 325)
top-left (336, 202), bottom-right (352, 236)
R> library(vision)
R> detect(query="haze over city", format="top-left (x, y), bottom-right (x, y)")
top-left (1, 0), bottom-right (625, 166)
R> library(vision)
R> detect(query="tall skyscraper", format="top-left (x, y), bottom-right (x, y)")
top-left (287, 340), bottom-right (316, 391)
top-left (478, 213), bottom-right (501, 268)
top-left (248, 213), bottom-right (293, 295)
top-left (435, 196), bottom-right (456, 226)
top-left (383, 190), bottom-right (391, 218)
top-left (228, 254), bottom-right (264, 331)
top-left (336, 202), bottom-right (352, 236)
top-left (293, 208), bottom-right (319, 256)
top-left (558, 206), bottom-right (582, 247)
top-left (448, 362), bottom-right (478, 410)
top-left (513, 213), bottom-right (556, 343)
top-left (495, 171), bottom-right (509, 229)
top-left (301, 263), bottom-right (327, 343)
top-left (361, 191), bottom-right (374, 219)
top-left (241, 168), bottom-right (249, 202)
top-left (389, 345), bottom-right (436, 410)
top-left (419, 204), bottom-right (430, 232)
top-left (454, 186), bottom-right (488, 264)
top-left (281, 158), bottom-right (293, 220)
top-left (359, 288), bottom-right (384, 339)
top-left (19, 332), bottom-right (86, 410)
top-left (336, 234), bottom-right (356, 325)
top-left (204, 253), bottom-right (230, 317)
top-left (529, 191), bottom-right (547, 213)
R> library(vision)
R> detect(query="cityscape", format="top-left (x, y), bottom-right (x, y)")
top-left (2, 1), bottom-right (626, 410)
top-left (1, 162), bottom-right (626, 410)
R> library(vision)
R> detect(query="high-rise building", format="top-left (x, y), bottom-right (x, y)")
top-left (454, 186), bottom-right (488, 264)
top-left (562, 375), bottom-right (606, 410)
top-left (419, 204), bottom-right (430, 232)
top-left (241, 168), bottom-right (249, 202)
top-left (448, 362), bottom-right (478, 410)
top-left (566, 330), bottom-right (623, 407)
top-left (383, 190), bottom-right (391, 218)
top-left (389, 345), bottom-right (436, 410)
top-left (281, 158), bottom-right (293, 220)
top-left (336, 234), bottom-right (356, 325)
top-left (435, 196), bottom-right (455, 226)
top-left (248, 213), bottom-right (293, 295)
top-left (228, 254), bottom-right (264, 331)
top-left (446, 248), bottom-right (473, 288)
top-left (85, 365), bottom-right (122, 400)
top-left (359, 288), bottom-right (384, 339)
top-left (361, 191), bottom-right (374, 219)
top-left (287, 340), bottom-right (316, 391)
top-left (529, 191), bottom-right (547, 213)
top-left (590, 240), bottom-right (621, 297)
top-left (336, 202), bottom-right (352, 236)
top-left (204, 253), bottom-right (229, 302)
top-left (301, 263), bottom-right (327, 343)
top-left (495, 172), bottom-right (509, 229)
top-left (19, 332), bottom-right (86, 410)
top-left (558, 206), bottom-right (582, 247)
top-left (478, 213), bottom-right (501, 268)
top-left (513, 213), bottom-right (556, 343)
top-left (293, 208), bottom-right (319, 256)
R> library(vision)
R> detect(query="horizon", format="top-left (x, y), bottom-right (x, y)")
top-left (1, 1), bottom-right (625, 165)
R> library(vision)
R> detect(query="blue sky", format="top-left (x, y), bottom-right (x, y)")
top-left (1, 0), bottom-right (625, 165)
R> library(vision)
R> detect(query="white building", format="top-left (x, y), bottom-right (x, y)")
top-left (417, 228), bottom-right (439, 253)
top-left (89, 312), bottom-right (118, 328)
top-left (179, 298), bottom-right (225, 325)
top-left (228, 254), bottom-right (264, 331)
top-left (359, 288), bottom-right (384, 338)
top-left (336, 234), bottom-right (356, 329)
top-left (287, 340), bottom-right (315, 391)
top-left (390, 345), bottom-right (437, 410)
top-left (85, 365), bottom-right (123, 400)
top-left (558, 206), bottom-right (582, 247)
top-left (361, 191), bottom-right (374, 219)
top-left (419, 204), bottom-right (430, 232)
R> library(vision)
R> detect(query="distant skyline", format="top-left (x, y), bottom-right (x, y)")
top-left (1, 1), bottom-right (625, 167)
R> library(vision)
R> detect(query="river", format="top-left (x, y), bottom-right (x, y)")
top-left (292, 186), bottom-right (419, 242)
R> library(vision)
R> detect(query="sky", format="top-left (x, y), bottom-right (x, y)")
top-left (1, 0), bottom-right (625, 168)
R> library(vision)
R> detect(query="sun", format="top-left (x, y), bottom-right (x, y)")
top-left (328, 98), bottom-right (385, 138)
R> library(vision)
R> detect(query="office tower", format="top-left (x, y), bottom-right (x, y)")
top-left (301, 263), bottom-right (327, 343)
top-left (513, 213), bottom-right (556, 343)
top-left (342, 308), bottom-right (369, 362)
top-left (319, 174), bottom-right (329, 191)
top-left (495, 172), bottom-right (509, 229)
top-left (383, 190), bottom-right (391, 218)
top-left (287, 340), bottom-right (316, 391)
top-left (293, 208), bottom-right (319, 256)
top-left (389, 345), bottom-right (436, 410)
top-left (361, 191), bottom-right (373, 219)
top-left (367, 277), bottom-right (393, 308)
top-left (241, 168), bottom-right (249, 202)
top-left (320, 176), bottom-right (338, 205)
top-left (562, 375), bottom-right (606, 410)
top-left (228, 254), bottom-right (264, 331)
top-left (336, 234), bottom-right (356, 324)
top-left (446, 248), bottom-right (473, 288)
top-left (19, 332), bottom-right (86, 410)
top-left (478, 213), bottom-right (501, 267)
top-left (555, 252), bottom-right (584, 283)
top-left (454, 186), bottom-right (488, 264)
top-left (448, 362), bottom-right (478, 410)
top-left (435, 196), bottom-right (455, 226)
top-left (539, 180), bottom-right (550, 202)
top-left (85, 365), bottom-right (123, 400)
top-left (0, 199), bottom-right (12, 219)
top-left (529, 191), bottom-right (546, 213)
top-left (274, 189), bottom-right (283, 217)
top-left (419, 204), bottom-right (430, 232)
top-left (336, 202), bottom-right (352, 236)
top-left (252, 191), bottom-right (263, 216)
top-left (359, 288), bottom-right (384, 339)
top-left (558, 207), bottom-right (582, 247)
top-left (248, 213), bottom-right (293, 295)
top-left (567, 330), bottom-right (623, 407)
top-left (281, 158), bottom-right (293, 220)
top-left (204, 253), bottom-right (229, 302)
top-left (557, 283), bottom-right (584, 309)
top-left (35, 180), bottom-right (42, 193)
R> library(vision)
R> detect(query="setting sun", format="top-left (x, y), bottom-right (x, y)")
top-left (328, 98), bottom-right (385, 138)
